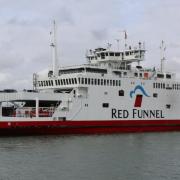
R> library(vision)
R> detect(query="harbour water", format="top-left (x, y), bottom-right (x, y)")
top-left (0, 133), bottom-right (180, 180)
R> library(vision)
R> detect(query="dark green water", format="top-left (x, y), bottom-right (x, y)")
top-left (0, 133), bottom-right (180, 180)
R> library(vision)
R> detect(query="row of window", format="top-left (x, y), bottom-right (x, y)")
top-left (157, 74), bottom-right (171, 79)
top-left (153, 83), bottom-right (166, 89)
top-left (38, 78), bottom-right (121, 87)
top-left (153, 83), bottom-right (180, 90)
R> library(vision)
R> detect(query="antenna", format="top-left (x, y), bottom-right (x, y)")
top-left (118, 30), bottom-right (127, 50)
top-left (124, 30), bottom-right (127, 49)
top-left (50, 20), bottom-right (58, 76)
top-left (107, 43), bottom-right (112, 50)
top-left (115, 39), bottom-right (120, 51)
top-left (160, 40), bottom-right (166, 73)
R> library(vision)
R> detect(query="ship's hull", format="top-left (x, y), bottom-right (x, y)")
top-left (1, 120), bottom-right (180, 135)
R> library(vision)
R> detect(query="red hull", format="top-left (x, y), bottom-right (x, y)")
top-left (1, 120), bottom-right (180, 135)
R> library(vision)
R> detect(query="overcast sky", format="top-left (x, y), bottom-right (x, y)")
top-left (0, 0), bottom-right (180, 89)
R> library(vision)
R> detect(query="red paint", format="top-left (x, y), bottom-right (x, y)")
top-left (0, 119), bottom-right (180, 135)
top-left (134, 94), bottom-right (143, 107)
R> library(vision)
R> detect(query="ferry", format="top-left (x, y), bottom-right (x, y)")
top-left (0, 22), bottom-right (180, 135)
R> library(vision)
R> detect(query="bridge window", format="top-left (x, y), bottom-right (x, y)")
top-left (166, 74), bottom-right (171, 79)
top-left (157, 74), bottom-right (164, 78)
top-left (110, 52), bottom-right (114, 56)
top-left (75, 78), bottom-right (77, 84)
top-left (66, 79), bottom-right (68, 85)
top-left (115, 53), bottom-right (120, 56)
top-left (55, 80), bottom-right (58, 86)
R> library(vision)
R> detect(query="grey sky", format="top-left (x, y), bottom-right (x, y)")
top-left (0, 0), bottom-right (180, 89)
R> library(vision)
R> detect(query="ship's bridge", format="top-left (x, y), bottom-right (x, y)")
top-left (86, 45), bottom-right (145, 65)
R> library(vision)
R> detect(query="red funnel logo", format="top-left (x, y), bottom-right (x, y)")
top-left (134, 94), bottom-right (143, 107)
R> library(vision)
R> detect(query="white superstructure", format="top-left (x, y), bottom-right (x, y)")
top-left (0, 24), bottom-right (179, 123)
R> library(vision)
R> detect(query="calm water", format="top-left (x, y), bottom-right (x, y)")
top-left (0, 133), bottom-right (180, 180)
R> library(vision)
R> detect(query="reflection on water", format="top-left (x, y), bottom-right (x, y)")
top-left (0, 133), bottom-right (180, 180)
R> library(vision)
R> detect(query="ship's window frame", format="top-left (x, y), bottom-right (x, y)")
top-left (119, 90), bottom-right (124, 96)
top-left (68, 78), bottom-right (71, 84)
top-left (166, 104), bottom-right (171, 109)
top-left (72, 78), bottom-right (74, 84)
top-left (61, 79), bottom-right (63, 85)
top-left (81, 78), bottom-right (84, 84)
top-left (115, 52), bottom-right (120, 56)
top-left (116, 80), bottom-right (118, 86)
top-left (113, 80), bottom-right (115, 86)
top-left (166, 74), bottom-right (171, 79)
top-left (66, 79), bottom-right (68, 85)
top-left (88, 78), bottom-right (90, 85)
top-left (101, 79), bottom-right (103, 85)
top-left (51, 80), bottom-right (53, 86)
top-left (75, 78), bottom-right (77, 84)
top-left (63, 79), bottom-right (66, 85)
top-left (134, 73), bottom-right (138, 77)
top-left (107, 80), bottom-right (109, 86)
top-left (55, 80), bottom-right (58, 86)
top-left (163, 83), bottom-right (165, 89)
top-left (110, 52), bottom-right (114, 56)
top-left (78, 77), bottom-right (80, 84)
top-left (125, 52), bottom-right (129, 56)
top-left (153, 93), bottom-right (158, 98)
top-left (123, 72), bottom-right (127, 76)
top-left (110, 80), bottom-right (112, 86)
top-left (102, 103), bottom-right (109, 108)
top-left (94, 79), bottom-right (97, 85)
top-left (98, 79), bottom-right (100, 85)
top-left (104, 79), bottom-right (106, 86)
top-left (85, 78), bottom-right (87, 85)
top-left (119, 80), bottom-right (121, 86)
top-left (157, 74), bottom-right (164, 78)
top-left (91, 78), bottom-right (94, 85)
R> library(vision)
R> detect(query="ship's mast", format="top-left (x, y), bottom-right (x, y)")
top-left (160, 40), bottom-right (166, 73)
top-left (50, 20), bottom-right (58, 77)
